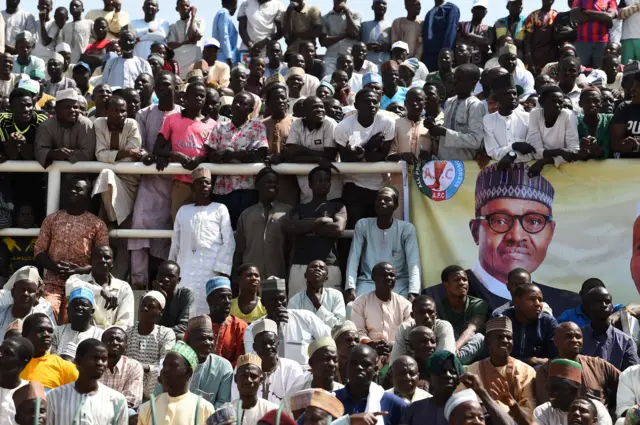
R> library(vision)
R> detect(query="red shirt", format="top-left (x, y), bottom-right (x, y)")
top-left (211, 314), bottom-right (247, 367)
top-left (572, 0), bottom-right (618, 42)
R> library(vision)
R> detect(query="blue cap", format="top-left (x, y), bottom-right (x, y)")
top-left (363, 72), bottom-right (382, 87)
top-left (69, 287), bottom-right (95, 305)
top-left (206, 276), bottom-right (231, 297)
top-left (73, 62), bottom-right (91, 73)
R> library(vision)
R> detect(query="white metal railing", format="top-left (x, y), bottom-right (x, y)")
top-left (0, 160), bottom-right (402, 238)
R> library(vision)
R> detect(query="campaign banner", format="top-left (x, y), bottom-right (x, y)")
top-left (409, 159), bottom-right (640, 302)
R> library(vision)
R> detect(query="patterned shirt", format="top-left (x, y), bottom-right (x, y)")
top-left (573, 0), bottom-right (617, 42)
top-left (125, 324), bottom-right (176, 399)
top-left (34, 211), bottom-right (109, 289)
top-left (100, 355), bottom-right (144, 410)
top-left (523, 9), bottom-right (558, 34)
top-left (51, 324), bottom-right (104, 359)
top-left (206, 119), bottom-right (269, 195)
top-left (0, 111), bottom-right (49, 152)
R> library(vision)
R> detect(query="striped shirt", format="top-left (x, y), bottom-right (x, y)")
top-left (573, 0), bottom-right (618, 42)
top-left (0, 111), bottom-right (49, 147)
top-left (99, 355), bottom-right (144, 410)
top-left (51, 325), bottom-right (104, 359)
top-left (46, 382), bottom-right (128, 425)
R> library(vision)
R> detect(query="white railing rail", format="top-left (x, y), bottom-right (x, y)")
top-left (1, 160), bottom-right (402, 238)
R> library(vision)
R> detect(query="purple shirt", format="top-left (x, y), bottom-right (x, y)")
top-left (581, 324), bottom-right (639, 371)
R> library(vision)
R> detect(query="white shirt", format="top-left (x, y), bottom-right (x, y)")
top-left (238, 0), bottom-right (286, 49)
top-left (65, 273), bottom-right (135, 330)
top-left (169, 202), bottom-right (235, 315)
top-left (287, 287), bottom-right (347, 329)
top-left (286, 117), bottom-right (342, 203)
top-left (58, 19), bottom-right (93, 64)
top-left (355, 60), bottom-right (379, 76)
top-left (244, 310), bottom-right (331, 366)
top-left (130, 19), bottom-right (170, 60)
top-left (565, 85), bottom-right (583, 113)
top-left (472, 261), bottom-right (512, 300)
top-left (301, 74), bottom-right (320, 98)
top-left (0, 380), bottom-right (27, 425)
top-left (99, 56), bottom-right (153, 89)
top-left (33, 19), bottom-right (60, 63)
top-left (51, 324), bottom-right (104, 358)
top-left (617, 364), bottom-right (640, 418)
top-left (534, 400), bottom-right (611, 425)
top-left (167, 18), bottom-right (205, 78)
top-left (513, 67), bottom-right (536, 101)
top-left (526, 108), bottom-right (580, 167)
top-left (622, 0), bottom-right (640, 40)
top-left (231, 357), bottom-right (305, 403)
top-left (483, 109), bottom-right (531, 161)
top-left (349, 73), bottom-right (363, 93)
top-left (440, 95), bottom-right (485, 160)
top-left (1, 8), bottom-right (36, 49)
top-left (231, 398), bottom-right (278, 425)
top-left (334, 112), bottom-right (395, 191)
top-left (46, 382), bottom-right (128, 425)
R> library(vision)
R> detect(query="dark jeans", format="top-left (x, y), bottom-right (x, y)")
top-left (212, 189), bottom-right (259, 230)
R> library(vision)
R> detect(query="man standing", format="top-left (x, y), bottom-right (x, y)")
top-left (456, 0), bottom-right (493, 67)
top-left (234, 167), bottom-right (292, 281)
top-left (154, 260), bottom-right (195, 341)
top-left (283, 166), bottom-right (346, 296)
top-left (351, 262), bottom-right (412, 360)
top-left (421, 0), bottom-right (460, 71)
top-left (244, 277), bottom-right (331, 366)
top-left (206, 276), bottom-right (248, 366)
top-left (523, 0), bottom-right (559, 75)
top-left (572, 0), bottom-right (617, 68)
top-left (85, 0), bottom-right (129, 40)
top-left (288, 260), bottom-right (346, 328)
top-left (129, 0), bottom-right (169, 60)
top-left (65, 245), bottom-right (135, 330)
top-left (51, 288), bottom-right (103, 359)
top-left (391, 0), bottom-right (422, 60)
top-left (34, 178), bottom-right (107, 320)
top-left (0, 336), bottom-right (33, 422)
top-left (320, 0), bottom-right (361, 75)
top-left (169, 167), bottom-right (235, 315)
top-left (360, 0), bottom-right (391, 67)
top-left (100, 30), bottom-right (152, 88)
top-left (334, 344), bottom-right (407, 425)
top-left (34, 89), bottom-right (96, 168)
top-left (211, 0), bottom-right (237, 66)
top-left (201, 39), bottom-right (231, 89)
top-left (346, 187), bottom-right (420, 298)
top-left (2, 0), bottom-right (36, 55)
top-left (581, 286), bottom-right (640, 371)
top-left (57, 0), bottom-right (92, 64)
top-left (43, 54), bottom-right (76, 96)
top-left (20, 314), bottom-right (79, 390)
top-left (235, 318), bottom-right (305, 403)
top-left (535, 322), bottom-right (620, 408)
top-left (129, 71), bottom-right (181, 289)
top-left (167, 0), bottom-right (204, 78)
top-left (99, 326), bottom-right (144, 412)
top-left (238, 0), bottom-right (285, 57)
top-left (138, 342), bottom-right (216, 425)
top-left (282, 0), bottom-right (322, 55)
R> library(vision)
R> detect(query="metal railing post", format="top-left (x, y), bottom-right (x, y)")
top-left (46, 165), bottom-right (61, 215)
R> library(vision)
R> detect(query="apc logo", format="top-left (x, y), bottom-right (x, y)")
top-left (414, 160), bottom-right (465, 201)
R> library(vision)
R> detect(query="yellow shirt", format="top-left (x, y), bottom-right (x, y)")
top-left (20, 353), bottom-right (79, 390)
top-left (230, 298), bottom-right (267, 324)
top-left (36, 93), bottom-right (56, 110)
top-left (137, 391), bottom-right (215, 425)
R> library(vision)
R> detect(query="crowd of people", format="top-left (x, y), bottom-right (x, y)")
top-left (0, 0), bottom-right (639, 424)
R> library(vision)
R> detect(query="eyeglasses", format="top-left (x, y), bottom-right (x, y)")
top-left (476, 213), bottom-right (553, 234)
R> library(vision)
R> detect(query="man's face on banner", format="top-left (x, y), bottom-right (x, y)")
top-left (471, 198), bottom-right (555, 283)
top-left (630, 218), bottom-right (640, 294)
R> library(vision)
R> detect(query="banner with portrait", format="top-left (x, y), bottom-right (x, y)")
top-left (409, 159), bottom-right (640, 302)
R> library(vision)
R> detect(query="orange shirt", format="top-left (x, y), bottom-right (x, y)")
top-left (212, 315), bottom-right (247, 367)
top-left (20, 353), bottom-right (79, 390)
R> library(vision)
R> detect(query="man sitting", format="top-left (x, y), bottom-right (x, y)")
top-left (51, 288), bottom-right (103, 360)
top-left (387, 356), bottom-right (431, 403)
top-left (500, 284), bottom-right (557, 367)
top-left (391, 295), bottom-right (456, 363)
top-left (244, 277), bottom-right (331, 366)
top-left (432, 265), bottom-right (488, 365)
top-left (460, 317), bottom-right (536, 423)
top-left (351, 262), bottom-right (411, 364)
top-left (154, 260), bottom-right (195, 341)
top-left (0, 336), bottom-right (34, 422)
top-left (66, 245), bottom-right (134, 330)
top-left (287, 260), bottom-right (346, 329)
top-left (231, 353), bottom-right (278, 425)
top-left (20, 313), bottom-right (78, 390)
top-left (534, 359), bottom-right (611, 425)
top-left (558, 279), bottom-right (625, 328)
top-left (492, 268), bottom-right (552, 317)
